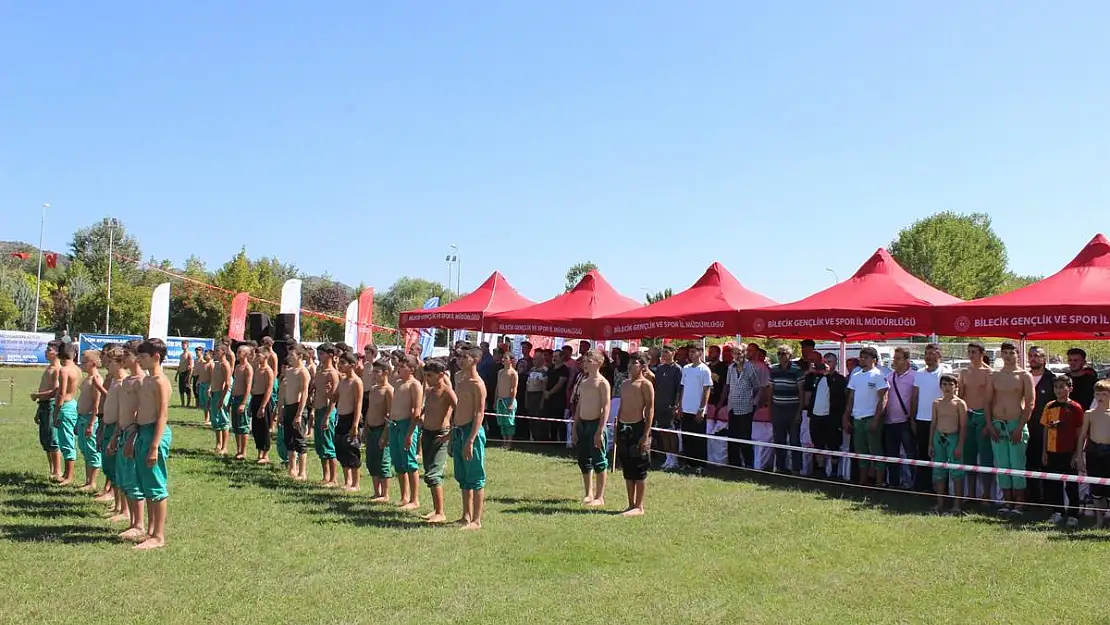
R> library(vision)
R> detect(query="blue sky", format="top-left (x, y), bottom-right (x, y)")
top-left (3, 1), bottom-right (1108, 304)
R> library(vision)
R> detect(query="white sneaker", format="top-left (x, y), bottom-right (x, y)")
top-left (1066, 517), bottom-right (1080, 529)
top-left (1049, 512), bottom-right (1064, 524)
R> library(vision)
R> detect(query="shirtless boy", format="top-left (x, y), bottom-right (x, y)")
top-left (30, 340), bottom-right (63, 480)
top-left (133, 338), bottom-right (173, 550)
top-left (362, 360), bottom-right (394, 502)
top-left (177, 340), bottom-right (193, 408)
top-left (389, 355), bottom-right (424, 510)
top-left (573, 350), bottom-right (611, 507)
top-left (333, 352), bottom-right (364, 492)
top-left (76, 350), bottom-right (106, 491)
top-left (282, 343), bottom-right (311, 481)
top-left (191, 346), bottom-right (204, 408)
top-left (495, 351), bottom-right (518, 449)
top-left (196, 350), bottom-right (213, 425)
top-left (230, 345), bottom-right (255, 460)
top-left (312, 343), bottom-right (341, 487)
top-left (987, 342), bottom-right (1034, 515)
top-left (453, 345), bottom-right (488, 529)
top-left (209, 343), bottom-right (233, 455)
top-left (421, 360), bottom-right (456, 523)
top-left (1077, 381), bottom-right (1110, 527)
top-left (98, 345), bottom-right (127, 516)
top-left (250, 348), bottom-right (276, 464)
top-left (113, 340), bottom-right (148, 541)
top-left (928, 374), bottom-right (967, 514)
top-left (360, 344), bottom-right (379, 421)
top-left (616, 352), bottom-right (654, 516)
top-left (53, 343), bottom-right (82, 486)
top-left (958, 342), bottom-right (995, 500)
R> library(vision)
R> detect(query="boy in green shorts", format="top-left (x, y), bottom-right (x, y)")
top-left (76, 350), bottom-right (105, 492)
top-left (389, 355), bottom-right (423, 511)
top-left (113, 340), bottom-right (148, 542)
top-left (362, 360), bottom-right (394, 502)
top-left (53, 342), bottom-right (82, 486)
top-left (928, 374), bottom-right (967, 514)
top-left (209, 343), bottom-right (233, 455)
top-left (98, 344), bottom-right (127, 519)
top-left (453, 344), bottom-right (488, 529)
top-left (420, 360), bottom-right (456, 523)
top-left (30, 341), bottom-right (62, 480)
top-left (134, 338), bottom-right (173, 550)
top-left (312, 343), bottom-right (340, 487)
top-left (495, 351), bottom-right (518, 449)
top-left (573, 350), bottom-right (611, 506)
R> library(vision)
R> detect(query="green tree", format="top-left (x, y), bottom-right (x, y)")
top-left (214, 249), bottom-right (262, 295)
top-left (373, 277), bottom-right (454, 346)
top-left (169, 284), bottom-right (229, 339)
top-left (565, 261), bottom-right (598, 292)
top-left (69, 217), bottom-right (142, 284)
top-left (0, 289), bottom-right (19, 328)
top-left (303, 276), bottom-right (352, 314)
top-left (888, 212), bottom-right (1008, 300)
top-left (1000, 272), bottom-right (1040, 293)
top-left (645, 288), bottom-right (673, 304)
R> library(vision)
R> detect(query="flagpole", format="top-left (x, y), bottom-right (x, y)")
top-left (105, 218), bottom-right (117, 333)
top-left (32, 203), bottom-right (48, 333)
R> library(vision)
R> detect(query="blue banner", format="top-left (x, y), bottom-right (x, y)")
top-left (419, 297), bottom-right (439, 359)
top-left (0, 330), bottom-right (54, 365)
top-left (77, 334), bottom-right (214, 367)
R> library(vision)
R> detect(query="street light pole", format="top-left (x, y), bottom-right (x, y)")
top-left (449, 244), bottom-right (459, 294)
top-left (105, 218), bottom-right (118, 333)
top-left (825, 268), bottom-right (839, 284)
top-left (32, 203), bottom-right (48, 332)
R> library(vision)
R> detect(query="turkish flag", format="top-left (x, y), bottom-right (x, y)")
top-left (45, 252), bottom-right (58, 268)
top-left (227, 292), bottom-right (250, 340)
top-left (9, 252), bottom-right (30, 260)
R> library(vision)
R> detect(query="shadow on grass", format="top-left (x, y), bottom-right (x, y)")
top-left (0, 470), bottom-right (48, 489)
top-left (501, 503), bottom-right (610, 516)
top-left (3, 497), bottom-right (91, 519)
top-left (487, 496), bottom-right (567, 505)
top-left (0, 522), bottom-right (120, 544)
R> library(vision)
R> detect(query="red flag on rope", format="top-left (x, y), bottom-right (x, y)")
top-left (44, 252), bottom-right (58, 268)
top-left (355, 288), bottom-right (374, 352)
top-left (9, 252), bottom-right (30, 260)
top-left (227, 292), bottom-right (250, 341)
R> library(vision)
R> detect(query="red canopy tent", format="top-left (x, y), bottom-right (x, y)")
top-left (599, 262), bottom-right (777, 339)
top-left (739, 248), bottom-right (962, 339)
top-left (935, 234), bottom-right (1110, 339)
top-left (398, 271), bottom-right (535, 331)
top-left (485, 270), bottom-right (640, 338)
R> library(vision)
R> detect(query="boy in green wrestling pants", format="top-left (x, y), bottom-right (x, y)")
top-left (133, 338), bottom-right (173, 550)
top-left (421, 360), bottom-right (456, 523)
top-left (53, 342), bottom-right (82, 486)
top-left (453, 345), bottom-right (488, 529)
top-left (362, 360), bottom-right (394, 502)
top-left (389, 356), bottom-right (423, 511)
top-left (30, 341), bottom-right (62, 481)
top-left (209, 343), bottom-right (233, 455)
top-left (495, 351), bottom-right (518, 449)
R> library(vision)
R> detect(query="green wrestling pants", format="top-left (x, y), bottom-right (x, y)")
top-left (575, 419), bottom-right (609, 474)
top-left (134, 423), bottom-right (173, 501)
top-left (388, 418), bottom-right (421, 474)
top-left (931, 429), bottom-right (965, 481)
top-left (55, 399), bottom-right (79, 461)
top-left (421, 428), bottom-right (450, 486)
top-left (210, 388), bottom-right (231, 431)
top-left (77, 414), bottom-right (102, 469)
top-left (115, 430), bottom-right (144, 500)
top-left (852, 416), bottom-right (884, 470)
top-left (230, 395), bottom-right (250, 435)
top-left (313, 407), bottom-right (337, 460)
top-left (963, 409), bottom-right (994, 467)
top-left (100, 422), bottom-right (118, 482)
top-left (990, 419), bottom-right (1028, 490)
top-left (197, 382), bottom-right (210, 409)
top-left (36, 399), bottom-right (58, 452)
top-left (452, 422), bottom-right (487, 490)
top-left (365, 424), bottom-right (392, 478)
top-left (495, 397), bottom-right (517, 439)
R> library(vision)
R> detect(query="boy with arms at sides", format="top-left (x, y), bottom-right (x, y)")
top-left (362, 360), bottom-right (394, 502)
top-left (312, 343), bottom-right (341, 487)
top-left (958, 342), bottom-right (995, 502)
top-left (209, 343), bottom-right (233, 455)
top-left (333, 351), bottom-right (364, 492)
top-left (113, 340), bottom-right (148, 541)
top-left (1041, 375), bottom-right (1084, 528)
top-left (98, 345), bottom-right (128, 517)
top-left (282, 344), bottom-right (311, 481)
top-left (617, 352), bottom-right (654, 516)
top-left (453, 345), bottom-right (488, 529)
top-left (928, 374), bottom-right (967, 515)
top-left (53, 343), bottom-right (82, 486)
top-left (191, 346), bottom-right (204, 410)
top-left (76, 350), bottom-right (105, 492)
top-left (389, 355), bottom-right (424, 511)
top-left (196, 350), bottom-right (213, 426)
top-left (134, 338), bottom-right (173, 550)
top-left (177, 340), bottom-right (193, 408)
top-left (360, 344), bottom-right (379, 424)
top-left (495, 351), bottom-right (518, 449)
top-left (250, 348), bottom-right (276, 464)
top-left (1076, 380), bottom-right (1110, 528)
top-left (986, 342), bottom-right (1034, 516)
top-left (573, 350), bottom-right (611, 507)
top-left (230, 345), bottom-right (254, 460)
top-left (30, 340), bottom-right (63, 480)
top-left (420, 360), bottom-right (456, 523)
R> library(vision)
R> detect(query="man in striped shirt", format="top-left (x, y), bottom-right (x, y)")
top-left (770, 345), bottom-right (806, 474)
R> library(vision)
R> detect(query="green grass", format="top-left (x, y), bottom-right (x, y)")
top-left (0, 365), bottom-right (1108, 624)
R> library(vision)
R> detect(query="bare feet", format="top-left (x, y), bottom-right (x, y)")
top-left (369, 496), bottom-right (390, 503)
top-left (453, 517), bottom-right (471, 526)
top-left (233, 453), bottom-right (245, 460)
top-left (321, 481), bottom-right (337, 488)
top-left (134, 537), bottom-right (166, 550)
top-left (94, 492), bottom-right (114, 502)
top-left (78, 484), bottom-right (97, 493)
top-left (425, 513), bottom-right (448, 524)
top-left (50, 474), bottom-right (62, 482)
top-left (119, 528), bottom-right (147, 542)
top-left (56, 478), bottom-right (73, 487)
top-left (586, 498), bottom-right (605, 507)
top-left (257, 458), bottom-right (270, 465)
top-left (107, 513), bottom-right (129, 523)
top-left (460, 521), bottom-right (482, 531)
top-left (400, 501), bottom-right (420, 511)
top-left (619, 507), bottom-right (644, 517)
top-left (396, 500), bottom-right (411, 508)
top-left (343, 486), bottom-right (361, 493)
top-left (582, 496), bottom-right (594, 504)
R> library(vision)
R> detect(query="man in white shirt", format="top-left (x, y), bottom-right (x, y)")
top-left (843, 346), bottom-right (889, 486)
top-left (910, 344), bottom-right (944, 491)
top-left (678, 345), bottom-right (713, 471)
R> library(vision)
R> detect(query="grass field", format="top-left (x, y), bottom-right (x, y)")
top-left (0, 366), bottom-right (1108, 625)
